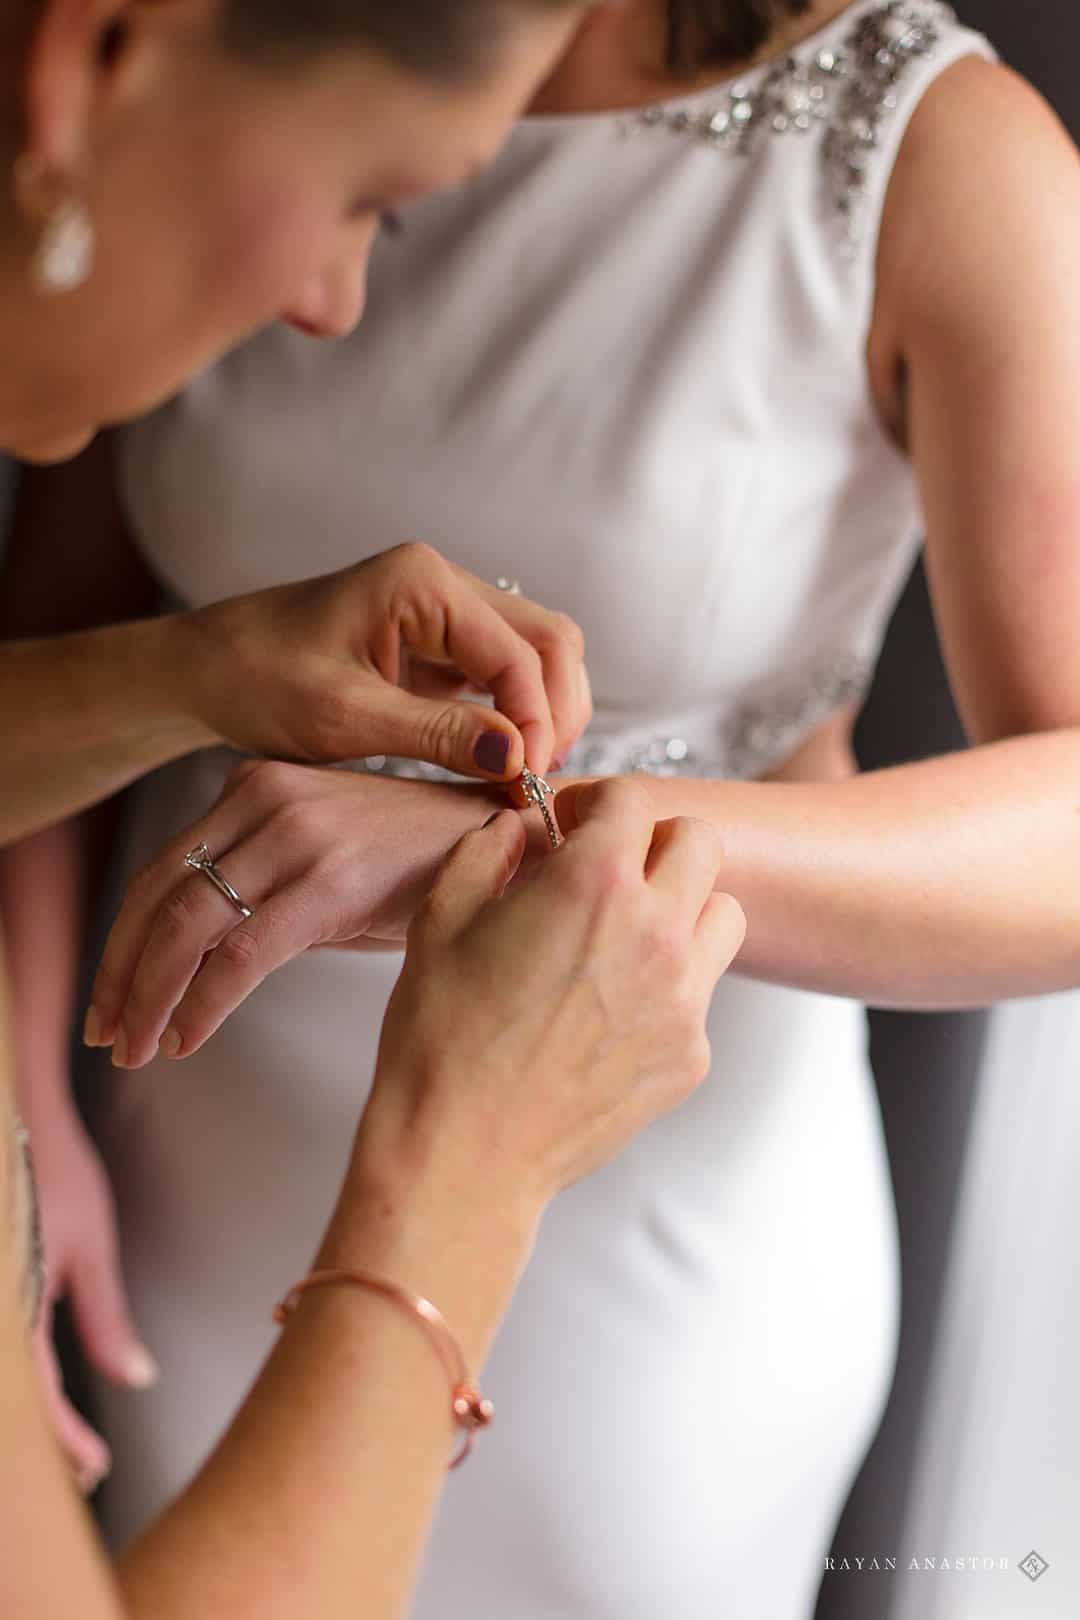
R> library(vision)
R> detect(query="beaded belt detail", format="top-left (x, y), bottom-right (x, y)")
top-left (358, 652), bottom-right (872, 785)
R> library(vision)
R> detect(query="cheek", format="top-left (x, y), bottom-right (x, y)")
top-left (209, 185), bottom-right (339, 319)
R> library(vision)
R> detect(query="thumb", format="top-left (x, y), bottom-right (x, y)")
top-left (69, 1242), bottom-right (159, 1392)
top-left (420, 810), bottom-right (527, 940)
top-left (347, 682), bottom-right (525, 782)
top-left (32, 1327), bottom-right (113, 1494)
top-left (552, 780), bottom-right (600, 839)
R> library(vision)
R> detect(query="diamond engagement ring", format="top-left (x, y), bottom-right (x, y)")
top-left (520, 768), bottom-right (561, 852)
top-left (184, 842), bottom-right (254, 920)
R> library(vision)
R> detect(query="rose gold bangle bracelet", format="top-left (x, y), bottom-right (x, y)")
top-left (273, 1267), bottom-right (494, 1469)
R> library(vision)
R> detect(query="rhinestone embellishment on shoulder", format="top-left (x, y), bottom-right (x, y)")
top-left (632, 0), bottom-right (954, 239)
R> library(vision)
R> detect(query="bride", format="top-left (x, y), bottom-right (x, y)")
top-left (8, 0), bottom-right (1080, 1615)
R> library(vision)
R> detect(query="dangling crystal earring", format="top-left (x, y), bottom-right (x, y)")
top-left (12, 155), bottom-right (96, 296)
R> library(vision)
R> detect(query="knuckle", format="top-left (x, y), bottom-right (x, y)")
top-left (543, 610), bottom-right (586, 662)
top-left (645, 918), bottom-right (687, 968)
top-left (269, 797), bottom-right (319, 842)
top-left (394, 539), bottom-right (444, 581)
top-left (596, 777), bottom-right (651, 818)
top-left (568, 847), bottom-right (633, 903)
top-left (216, 926), bottom-right (260, 972)
top-left (244, 758), bottom-right (298, 805)
top-left (415, 703), bottom-right (468, 769)
top-left (160, 884), bottom-right (200, 939)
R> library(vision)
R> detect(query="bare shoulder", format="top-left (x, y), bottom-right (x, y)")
top-left (870, 55), bottom-right (1080, 420)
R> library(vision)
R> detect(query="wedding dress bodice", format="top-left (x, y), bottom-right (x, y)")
top-left (117, 0), bottom-right (993, 783)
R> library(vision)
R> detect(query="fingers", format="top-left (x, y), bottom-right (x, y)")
top-left (337, 678), bottom-right (527, 786)
top-left (453, 575), bottom-right (591, 767)
top-left (552, 778), bottom-right (657, 873)
top-left (67, 1236), bottom-right (159, 1393)
top-left (384, 546), bottom-right (589, 776)
top-left (86, 790), bottom-right (259, 1051)
top-left (413, 810), bottom-right (527, 942)
top-left (645, 817), bottom-right (728, 927)
top-left (149, 871), bottom-right (344, 1061)
top-left (104, 821), bottom-right (306, 1069)
top-left (692, 891), bottom-right (748, 993)
top-left (32, 1317), bottom-right (112, 1494)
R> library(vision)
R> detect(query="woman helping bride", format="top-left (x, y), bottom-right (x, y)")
top-left (11, 0), bottom-right (1080, 1616)
top-left (0, 3), bottom-right (756, 1618)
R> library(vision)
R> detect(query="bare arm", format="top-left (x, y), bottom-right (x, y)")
top-left (0, 440), bottom-right (163, 1480)
top-left (1, 785), bottom-right (745, 1620)
top-left (560, 62), bottom-right (1080, 1010)
top-left (0, 449), bottom-right (591, 845)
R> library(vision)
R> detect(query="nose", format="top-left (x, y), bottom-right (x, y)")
top-left (282, 257), bottom-right (370, 340)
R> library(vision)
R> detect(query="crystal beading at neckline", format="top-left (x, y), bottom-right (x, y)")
top-left (626, 0), bottom-right (956, 241)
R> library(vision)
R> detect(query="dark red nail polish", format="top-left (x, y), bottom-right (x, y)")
top-left (474, 731), bottom-right (511, 775)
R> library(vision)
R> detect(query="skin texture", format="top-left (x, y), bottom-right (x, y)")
top-left (0, 0), bottom-right (584, 460)
top-left (0, 793), bottom-right (747, 1620)
top-left (0, 0), bottom-right (592, 841)
top-left (7, 0), bottom-right (1080, 1575)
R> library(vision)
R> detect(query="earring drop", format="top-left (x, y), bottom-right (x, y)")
top-left (33, 196), bottom-right (95, 294)
top-left (13, 156), bottom-right (95, 295)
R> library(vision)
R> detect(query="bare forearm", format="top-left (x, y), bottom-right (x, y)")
top-left (118, 1141), bottom-right (538, 1620)
top-left (618, 729), bottom-right (1080, 1008)
top-left (0, 820), bottom-right (92, 1107)
top-left (0, 618), bottom-right (215, 845)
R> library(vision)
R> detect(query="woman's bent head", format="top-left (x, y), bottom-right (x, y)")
top-left (0, 0), bottom-right (584, 462)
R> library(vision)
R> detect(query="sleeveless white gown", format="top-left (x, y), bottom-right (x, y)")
top-left (91, 5), bottom-right (995, 1614)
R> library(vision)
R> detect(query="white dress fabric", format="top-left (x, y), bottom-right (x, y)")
top-left (93, 4), bottom-right (995, 1614)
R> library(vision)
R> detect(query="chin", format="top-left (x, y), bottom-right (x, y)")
top-left (15, 425), bottom-right (98, 465)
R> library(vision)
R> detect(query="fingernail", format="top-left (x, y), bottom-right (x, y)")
top-left (483, 810), bottom-right (503, 828)
top-left (474, 731), bottom-right (511, 776)
top-left (111, 1028), bottom-right (129, 1069)
top-left (124, 1346), bottom-right (160, 1390)
top-left (159, 1027), bottom-right (182, 1059)
top-left (83, 1006), bottom-right (103, 1047)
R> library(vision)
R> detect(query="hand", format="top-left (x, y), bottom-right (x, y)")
top-left (355, 780), bottom-right (747, 1216)
top-left (85, 764), bottom-right (509, 1068)
top-left (21, 1090), bottom-right (157, 1494)
top-left (184, 543), bottom-right (590, 783)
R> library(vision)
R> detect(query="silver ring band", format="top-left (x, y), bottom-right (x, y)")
top-left (184, 842), bottom-right (254, 920)
top-left (520, 768), bottom-right (561, 852)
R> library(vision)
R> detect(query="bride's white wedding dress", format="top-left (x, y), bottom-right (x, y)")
top-left (90, 5), bottom-right (994, 1613)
